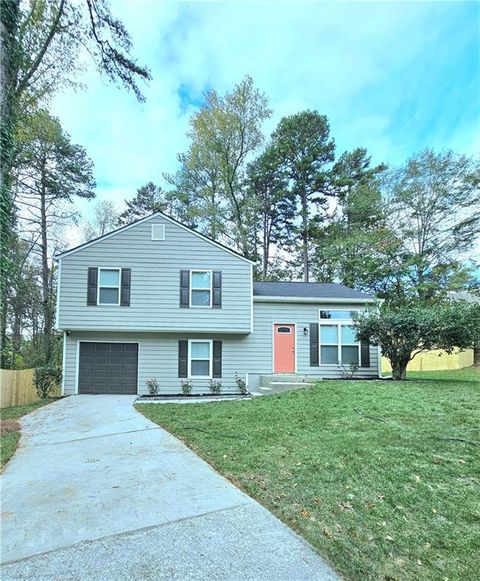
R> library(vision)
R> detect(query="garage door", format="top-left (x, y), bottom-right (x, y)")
top-left (78, 342), bottom-right (138, 394)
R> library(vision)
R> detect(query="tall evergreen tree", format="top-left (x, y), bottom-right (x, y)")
top-left (14, 109), bottom-right (95, 361)
top-left (269, 111), bottom-right (335, 281)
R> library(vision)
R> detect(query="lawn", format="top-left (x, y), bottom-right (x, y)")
top-left (1, 399), bottom-right (55, 468)
top-left (138, 368), bottom-right (480, 581)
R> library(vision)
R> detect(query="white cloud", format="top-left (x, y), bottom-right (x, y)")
top-left (50, 0), bottom-right (479, 222)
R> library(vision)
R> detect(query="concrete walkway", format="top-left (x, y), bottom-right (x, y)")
top-left (1, 396), bottom-right (337, 580)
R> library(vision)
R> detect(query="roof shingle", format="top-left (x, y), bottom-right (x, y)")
top-left (253, 282), bottom-right (374, 300)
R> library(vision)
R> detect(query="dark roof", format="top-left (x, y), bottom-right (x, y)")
top-left (253, 282), bottom-right (374, 300)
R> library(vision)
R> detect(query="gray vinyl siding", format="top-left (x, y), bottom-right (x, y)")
top-left (63, 301), bottom-right (379, 395)
top-left (57, 214), bottom-right (252, 333)
top-left (244, 302), bottom-right (379, 380)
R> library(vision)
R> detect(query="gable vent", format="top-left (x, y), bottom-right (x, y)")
top-left (151, 224), bottom-right (165, 241)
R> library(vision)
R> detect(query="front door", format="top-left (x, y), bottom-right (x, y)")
top-left (273, 324), bottom-right (295, 373)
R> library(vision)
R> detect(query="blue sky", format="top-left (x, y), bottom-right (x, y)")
top-left (51, 0), bottom-right (479, 212)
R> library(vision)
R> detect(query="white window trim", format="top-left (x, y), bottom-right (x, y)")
top-left (151, 224), bottom-right (165, 240)
top-left (188, 339), bottom-right (213, 379)
top-left (319, 321), bottom-right (361, 367)
top-left (189, 269), bottom-right (213, 308)
top-left (97, 267), bottom-right (121, 306)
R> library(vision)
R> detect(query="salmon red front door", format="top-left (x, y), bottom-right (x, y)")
top-left (273, 324), bottom-right (295, 373)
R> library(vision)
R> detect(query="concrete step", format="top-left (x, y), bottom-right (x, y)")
top-left (260, 374), bottom-right (311, 384)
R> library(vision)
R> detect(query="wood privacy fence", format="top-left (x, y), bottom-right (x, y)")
top-left (382, 349), bottom-right (474, 373)
top-left (0, 369), bottom-right (61, 408)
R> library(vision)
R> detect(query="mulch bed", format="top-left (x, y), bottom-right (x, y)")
top-left (1, 420), bottom-right (20, 434)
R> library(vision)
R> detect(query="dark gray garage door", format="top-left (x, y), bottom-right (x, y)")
top-left (78, 342), bottom-right (138, 394)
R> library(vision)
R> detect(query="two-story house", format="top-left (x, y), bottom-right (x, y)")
top-left (55, 212), bottom-right (380, 395)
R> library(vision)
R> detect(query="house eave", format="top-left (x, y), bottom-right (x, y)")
top-left (253, 296), bottom-right (376, 304)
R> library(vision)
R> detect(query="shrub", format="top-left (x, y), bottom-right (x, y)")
top-left (209, 379), bottom-right (222, 394)
top-left (355, 303), bottom-right (480, 380)
top-left (180, 379), bottom-right (193, 396)
top-left (341, 362), bottom-right (359, 380)
top-left (34, 365), bottom-right (62, 399)
top-left (145, 377), bottom-right (159, 396)
top-left (234, 372), bottom-right (248, 394)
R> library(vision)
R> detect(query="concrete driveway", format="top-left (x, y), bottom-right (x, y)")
top-left (1, 395), bottom-right (337, 580)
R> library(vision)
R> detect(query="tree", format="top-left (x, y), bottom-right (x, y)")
top-left (1, 0), bottom-right (150, 365)
top-left (172, 76), bottom-right (271, 256)
top-left (14, 109), bottom-right (95, 360)
top-left (246, 146), bottom-right (295, 279)
top-left (83, 199), bottom-right (119, 240)
top-left (383, 149), bottom-right (480, 302)
top-left (165, 147), bottom-right (225, 241)
top-left (118, 182), bottom-right (193, 226)
top-left (355, 303), bottom-right (480, 380)
top-left (269, 111), bottom-right (335, 281)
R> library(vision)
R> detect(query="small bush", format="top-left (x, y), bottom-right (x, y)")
top-left (341, 362), bottom-right (359, 380)
top-left (145, 377), bottom-right (159, 396)
top-left (34, 365), bottom-right (62, 399)
top-left (181, 379), bottom-right (193, 396)
top-left (209, 379), bottom-right (222, 394)
top-left (234, 371), bottom-right (248, 394)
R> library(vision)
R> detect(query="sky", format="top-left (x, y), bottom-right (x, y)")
top-left (50, 0), bottom-right (480, 218)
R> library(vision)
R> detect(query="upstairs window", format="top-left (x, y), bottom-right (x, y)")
top-left (98, 268), bottom-right (120, 305)
top-left (190, 270), bottom-right (212, 307)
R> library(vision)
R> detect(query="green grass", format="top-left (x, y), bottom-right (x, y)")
top-left (138, 368), bottom-right (480, 580)
top-left (1, 398), bottom-right (56, 468)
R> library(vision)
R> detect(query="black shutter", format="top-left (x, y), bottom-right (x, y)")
top-left (178, 340), bottom-right (188, 377)
top-left (212, 271), bottom-right (222, 308)
top-left (180, 270), bottom-right (190, 307)
top-left (310, 323), bottom-right (319, 366)
top-left (87, 268), bottom-right (98, 306)
top-left (213, 341), bottom-right (222, 378)
top-left (120, 269), bottom-right (131, 306)
top-left (361, 340), bottom-right (370, 367)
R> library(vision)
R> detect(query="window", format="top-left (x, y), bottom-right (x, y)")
top-left (190, 270), bottom-right (212, 307)
top-left (151, 224), bottom-right (165, 240)
top-left (319, 313), bottom-right (360, 366)
top-left (320, 310), bottom-right (357, 319)
top-left (189, 340), bottom-right (212, 378)
top-left (277, 326), bottom-right (292, 334)
top-left (98, 268), bottom-right (120, 305)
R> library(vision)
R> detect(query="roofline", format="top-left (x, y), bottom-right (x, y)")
top-left (53, 211), bottom-right (256, 264)
top-left (253, 296), bottom-right (376, 304)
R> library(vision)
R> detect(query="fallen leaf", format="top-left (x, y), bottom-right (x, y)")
top-left (385, 535), bottom-right (394, 541)
top-left (414, 475), bottom-right (421, 482)
top-left (338, 501), bottom-right (353, 510)
top-left (323, 527), bottom-right (333, 538)
top-left (313, 497), bottom-right (322, 505)
top-left (300, 510), bottom-right (310, 518)
top-left (377, 495), bottom-right (385, 500)
top-left (432, 508), bottom-right (437, 514)
top-left (458, 459), bottom-right (465, 464)
top-left (417, 559), bottom-right (422, 566)
top-left (433, 458), bottom-right (442, 464)
top-left (367, 502), bottom-right (375, 509)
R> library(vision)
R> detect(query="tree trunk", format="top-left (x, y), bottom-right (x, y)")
top-left (301, 194), bottom-right (309, 282)
top-left (391, 358), bottom-right (408, 380)
top-left (474, 343), bottom-right (480, 367)
top-left (39, 169), bottom-right (52, 362)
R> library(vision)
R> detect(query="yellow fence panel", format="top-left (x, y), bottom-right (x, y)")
top-left (0, 369), bottom-right (61, 408)
top-left (382, 349), bottom-right (474, 373)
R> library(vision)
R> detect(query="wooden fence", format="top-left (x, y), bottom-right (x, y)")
top-left (0, 369), bottom-right (60, 408)
top-left (382, 348), bottom-right (474, 373)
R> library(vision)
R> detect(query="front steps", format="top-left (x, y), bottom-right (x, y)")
top-left (249, 374), bottom-right (316, 397)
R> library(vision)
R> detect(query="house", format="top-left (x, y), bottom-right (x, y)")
top-left (55, 212), bottom-right (380, 395)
